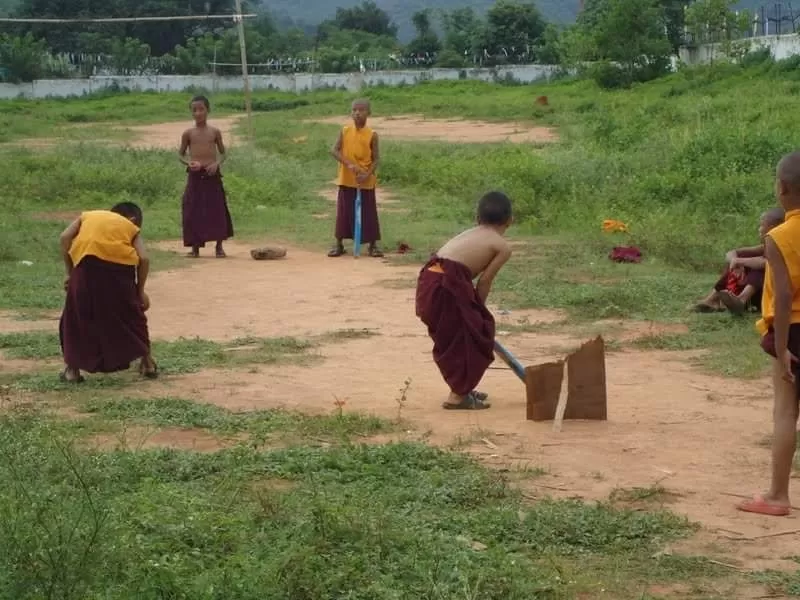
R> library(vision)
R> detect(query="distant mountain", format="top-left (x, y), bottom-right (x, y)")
top-left (263, 0), bottom-right (581, 41)
top-left (263, 1), bottom-right (778, 42)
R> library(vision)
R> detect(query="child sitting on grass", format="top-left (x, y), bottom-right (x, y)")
top-left (692, 208), bottom-right (784, 316)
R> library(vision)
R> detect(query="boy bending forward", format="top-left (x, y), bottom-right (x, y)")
top-left (415, 191), bottom-right (513, 410)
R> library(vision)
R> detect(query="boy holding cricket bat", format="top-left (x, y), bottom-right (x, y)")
top-left (415, 191), bottom-right (514, 410)
top-left (327, 99), bottom-right (384, 258)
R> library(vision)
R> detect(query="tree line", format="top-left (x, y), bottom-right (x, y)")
top-left (0, 0), bottom-right (753, 85)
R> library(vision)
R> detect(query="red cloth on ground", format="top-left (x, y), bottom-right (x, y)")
top-left (182, 168), bottom-right (234, 248)
top-left (415, 256), bottom-right (495, 396)
top-left (59, 256), bottom-right (151, 373)
top-left (334, 186), bottom-right (381, 243)
top-left (609, 246), bottom-right (642, 263)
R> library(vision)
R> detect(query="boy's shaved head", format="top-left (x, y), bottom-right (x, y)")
top-left (777, 152), bottom-right (800, 189)
top-left (352, 98), bottom-right (370, 108)
top-left (762, 206), bottom-right (785, 226)
top-left (111, 201), bottom-right (143, 226)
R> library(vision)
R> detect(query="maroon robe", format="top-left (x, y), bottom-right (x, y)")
top-left (59, 256), bottom-right (151, 373)
top-left (415, 256), bottom-right (495, 396)
top-left (182, 168), bottom-right (234, 248)
top-left (334, 186), bottom-right (381, 243)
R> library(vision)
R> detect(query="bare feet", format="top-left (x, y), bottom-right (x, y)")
top-left (718, 290), bottom-right (747, 316)
top-left (215, 243), bottom-right (226, 258)
top-left (59, 367), bottom-right (85, 383)
top-left (187, 246), bottom-right (200, 258)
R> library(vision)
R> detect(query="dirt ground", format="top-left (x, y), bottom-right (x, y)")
top-left (310, 114), bottom-right (558, 144)
top-left (4, 114), bottom-right (799, 589)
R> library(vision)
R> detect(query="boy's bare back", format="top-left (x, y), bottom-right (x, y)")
top-left (180, 125), bottom-right (223, 167)
top-left (437, 226), bottom-right (511, 278)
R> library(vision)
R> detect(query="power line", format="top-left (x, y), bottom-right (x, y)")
top-left (0, 14), bottom-right (256, 24)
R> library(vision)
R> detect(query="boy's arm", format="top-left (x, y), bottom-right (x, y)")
top-left (330, 131), bottom-right (356, 172)
top-left (215, 128), bottom-right (227, 166)
top-left (367, 132), bottom-right (379, 176)
top-left (178, 130), bottom-right (191, 166)
top-left (765, 237), bottom-right (794, 369)
top-left (133, 234), bottom-right (150, 296)
top-left (475, 244), bottom-right (512, 305)
top-left (734, 256), bottom-right (767, 270)
top-left (727, 245), bottom-right (764, 261)
top-left (59, 218), bottom-right (81, 277)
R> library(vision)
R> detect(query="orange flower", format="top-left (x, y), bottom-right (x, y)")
top-left (602, 219), bottom-right (628, 233)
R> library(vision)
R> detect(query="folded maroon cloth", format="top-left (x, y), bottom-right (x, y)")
top-left (609, 246), bottom-right (642, 263)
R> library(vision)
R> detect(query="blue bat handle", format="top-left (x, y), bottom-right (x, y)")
top-left (494, 340), bottom-right (526, 382)
top-left (353, 188), bottom-right (362, 257)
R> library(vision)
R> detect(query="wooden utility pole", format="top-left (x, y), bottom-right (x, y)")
top-left (233, 0), bottom-right (254, 139)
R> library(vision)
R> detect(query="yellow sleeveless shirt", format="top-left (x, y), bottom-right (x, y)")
top-left (336, 124), bottom-right (377, 190)
top-left (757, 208), bottom-right (800, 336)
top-left (69, 210), bottom-right (140, 268)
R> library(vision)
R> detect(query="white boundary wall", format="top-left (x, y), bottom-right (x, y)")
top-left (679, 34), bottom-right (800, 65)
top-left (0, 64), bottom-right (560, 99)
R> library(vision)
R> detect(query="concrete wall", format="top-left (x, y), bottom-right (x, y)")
top-left (0, 64), bottom-right (560, 100)
top-left (679, 34), bottom-right (800, 65)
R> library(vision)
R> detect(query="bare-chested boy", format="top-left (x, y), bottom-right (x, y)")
top-left (737, 152), bottom-right (800, 517)
top-left (415, 191), bottom-right (513, 410)
top-left (178, 95), bottom-right (234, 258)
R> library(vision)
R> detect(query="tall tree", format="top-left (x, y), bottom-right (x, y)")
top-left (483, 0), bottom-right (546, 56)
top-left (406, 9), bottom-right (440, 57)
top-left (326, 0), bottom-right (397, 39)
top-left (440, 7), bottom-right (482, 55)
top-left (566, 0), bottom-right (672, 82)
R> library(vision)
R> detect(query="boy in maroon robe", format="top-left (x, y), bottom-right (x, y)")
top-left (692, 208), bottom-right (784, 315)
top-left (59, 202), bottom-right (157, 383)
top-left (178, 95), bottom-right (234, 258)
top-left (415, 191), bottom-right (513, 410)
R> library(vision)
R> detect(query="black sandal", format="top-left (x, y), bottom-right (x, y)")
top-left (442, 392), bottom-right (491, 410)
top-left (215, 248), bottom-right (227, 258)
top-left (327, 246), bottom-right (346, 257)
top-left (368, 246), bottom-right (384, 258)
top-left (59, 369), bottom-right (85, 384)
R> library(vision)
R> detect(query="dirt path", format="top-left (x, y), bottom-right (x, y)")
top-left (127, 240), bottom-right (796, 574)
top-left (309, 114), bottom-right (558, 144)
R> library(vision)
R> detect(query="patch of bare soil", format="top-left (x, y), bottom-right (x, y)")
top-left (309, 114), bottom-right (558, 144)
top-left (0, 310), bottom-right (59, 334)
top-left (86, 426), bottom-right (245, 452)
top-left (124, 239), bottom-right (797, 580)
top-left (120, 116), bottom-right (244, 150)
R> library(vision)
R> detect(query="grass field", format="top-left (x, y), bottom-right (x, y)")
top-left (1, 57), bottom-right (799, 598)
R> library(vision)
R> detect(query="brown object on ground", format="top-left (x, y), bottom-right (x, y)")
top-left (251, 246), bottom-right (287, 260)
top-left (536, 95), bottom-right (549, 106)
top-left (525, 337), bottom-right (608, 423)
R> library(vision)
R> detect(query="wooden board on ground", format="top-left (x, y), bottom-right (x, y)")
top-left (525, 336), bottom-right (607, 423)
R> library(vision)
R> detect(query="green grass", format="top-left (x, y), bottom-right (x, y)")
top-left (0, 408), bottom-right (737, 600)
top-left (1, 63), bottom-right (797, 597)
top-left (79, 396), bottom-right (392, 441)
top-left (754, 558), bottom-right (800, 596)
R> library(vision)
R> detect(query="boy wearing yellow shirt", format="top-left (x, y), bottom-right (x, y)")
top-left (58, 202), bottom-right (158, 383)
top-left (327, 99), bottom-right (384, 258)
top-left (738, 152), bottom-right (800, 517)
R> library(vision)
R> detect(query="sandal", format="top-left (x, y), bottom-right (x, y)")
top-left (215, 248), bottom-right (227, 258)
top-left (472, 390), bottom-right (489, 401)
top-left (368, 246), bottom-right (384, 258)
top-left (59, 368), bottom-right (85, 384)
top-left (327, 246), bottom-right (346, 258)
top-left (736, 494), bottom-right (791, 517)
top-left (186, 248), bottom-right (199, 258)
top-left (692, 303), bottom-right (723, 314)
top-left (442, 391), bottom-right (491, 410)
